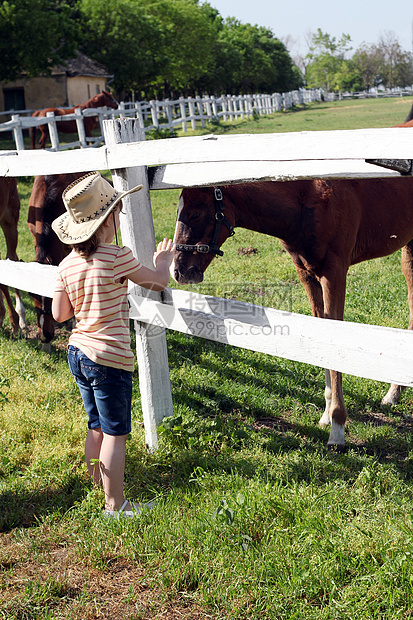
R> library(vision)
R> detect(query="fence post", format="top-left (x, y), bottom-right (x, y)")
top-left (46, 111), bottom-right (60, 150)
top-left (179, 97), bottom-right (187, 133)
top-left (134, 101), bottom-right (145, 129)
top-left (150, 100), bottom-right (159, 128)
top-left (205, 96), bottom-right (212, 120)
top-left (196, 96), bottom-right (205, 128)
top-left (221, 95), bottom-right (228, 121)
top-left (211, 95), bottom-right (218, 119)
top-left (103, 117), bottom-right (174, 451)
top-left (239, 96), bottom-right (245, 120)
top-left (74, 108), bottom-right (87, 148)
top-left (11, 115), bottom-right (25, 150)
top-left (187, 97), bottom-right (197, 131)
top-left (118, 102), bottom-right (127, 118)
top-left (165, 98), bottom-right (174, 129)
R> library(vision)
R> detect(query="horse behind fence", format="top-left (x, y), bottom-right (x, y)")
top-left (173, 176), bottom-right (413, 450)
top-left (30, 91), bottom-right (118, 150)
top-left (0, 178), bottom-right (27, 333)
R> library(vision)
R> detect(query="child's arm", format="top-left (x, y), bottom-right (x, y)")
top-left (128, 238), bottom-right (175, 292)
top-left (52, 289), bottom-right (74, 323)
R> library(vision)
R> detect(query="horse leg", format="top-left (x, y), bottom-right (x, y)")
top-left (0, 287), bottom-right (5, 328)
top-left (0, 187), bottom-right (28, 331)
top-left (294, 267), bottom-right (332, 427)
top-left (0, 284), bottom-right (20, 334)
top-left (382, 241), bottom-right (413, 406)
top-left (38, 126), bottom-right (47, 149)
top-left (30, 126), bottom-right (37, 149)
top-left (319, 267), bottom-right (348, 449)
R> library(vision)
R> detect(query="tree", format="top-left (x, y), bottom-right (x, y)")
top-left (209, 19), bottom-right (302, 95)
top-left (377, 31), bottom-right (413, 88)
top-left (305, 29), bottom-right (352, 91)
top-left (392, 49), bottom-right (413, 88)
top-left (0, 0), bottom-right (78, 82)
top-left (138, 0), bottom-right (218, 97)
top-left (78, 0), bottom-right (163, 98)
top-left (352, 44), bottom-right (384, 91)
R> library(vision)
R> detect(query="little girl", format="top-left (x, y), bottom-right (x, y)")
top-left (51, 171), bottom-right (175, 517)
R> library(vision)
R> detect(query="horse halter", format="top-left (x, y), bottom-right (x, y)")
top-left (175, 187), bottom-right (235, 257)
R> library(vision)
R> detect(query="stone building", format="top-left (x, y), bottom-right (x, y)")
top-left (0, 52), bottom-right (113, 113)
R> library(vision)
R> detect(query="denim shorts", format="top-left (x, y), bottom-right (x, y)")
top-left (68, 345), bottom-right (133, 436)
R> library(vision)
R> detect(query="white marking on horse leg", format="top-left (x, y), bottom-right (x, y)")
top-left (319, 368), bottom-right (332, 427)
top-left (14, 290), bottom-right (27, 330)
top-left (327, 421), bottom-right (345, 447)
top-left (381, 383), bottom-right (405, 407)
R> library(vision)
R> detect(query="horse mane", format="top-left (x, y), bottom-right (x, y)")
top-left (35, 176), bottom-right (64, 264)
top-left (34, 174), bottom-right (82, 264)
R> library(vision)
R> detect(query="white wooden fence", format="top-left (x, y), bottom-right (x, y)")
top-left (0, 89), bottom-right (327, 152)
top-left (0, 119), bottom-right (413, 450)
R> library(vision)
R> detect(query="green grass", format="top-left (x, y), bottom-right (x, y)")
top-left (2, 97), bottom-right (413, 619)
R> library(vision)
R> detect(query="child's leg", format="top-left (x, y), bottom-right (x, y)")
top-left (99, 433), bottom-right (128, 511)
top-left (85, 428), bottom-right (103, 485)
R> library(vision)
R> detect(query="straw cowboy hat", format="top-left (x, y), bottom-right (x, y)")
top-left (52, 171), bottom-right (142, 244)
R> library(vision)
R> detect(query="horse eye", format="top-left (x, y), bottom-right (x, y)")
top-left (189, 211), bottom-right (201, 221)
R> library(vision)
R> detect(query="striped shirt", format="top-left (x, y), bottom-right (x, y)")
top-left (55, 244), bottom-right (141, 372)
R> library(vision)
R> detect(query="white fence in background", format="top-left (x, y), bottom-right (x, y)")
top-left (0, 89), bottom-right (328, 152)
top-left (2, 87), bottom-right (413, 153)
top-left (0, 121), bottom-right (413, 449)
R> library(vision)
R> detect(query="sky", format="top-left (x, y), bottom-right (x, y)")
top-left (209, 0), bottom-right (413, 58)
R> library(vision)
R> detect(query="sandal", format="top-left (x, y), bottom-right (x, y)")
top-left (104, 499), bottom-right (154, 519)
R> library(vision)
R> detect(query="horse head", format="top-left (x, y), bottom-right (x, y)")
top-left (173, 186), bottom-right (235, 284)
top-left (98, 91), bottom-right (118, 109)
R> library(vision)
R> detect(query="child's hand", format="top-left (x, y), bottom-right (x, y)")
top-left (153, 238), bottom-right (175, 268)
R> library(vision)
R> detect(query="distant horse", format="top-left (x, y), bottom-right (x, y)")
top-left (30, 91), bottom-right (118, 149)
top-left (0, 178), bottom-right (27, 333)
top-left (172, 177), bottom-right (413, 450)
top-left (28, 173), bottom-right (84, 342)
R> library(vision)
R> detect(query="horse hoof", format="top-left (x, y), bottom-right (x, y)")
top-left (327, 443), bottom-right (347, 454)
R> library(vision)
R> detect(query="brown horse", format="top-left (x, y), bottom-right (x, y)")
top-left (172, 176), bottom-right (413, 450)
top-left (30, 91), bottom-right (118, 149)
top-left (0, 178), bottom-right (27, 333)
top-left (28, 173), bottom-right (84, 342)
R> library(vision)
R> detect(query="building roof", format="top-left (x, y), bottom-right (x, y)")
top-left (56, 52), bottom-right (112, 79)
